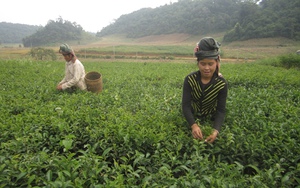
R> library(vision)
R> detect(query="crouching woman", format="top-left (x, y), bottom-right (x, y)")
top-left (182, 37), bottom-right (228, 143)
top-left (56, 43), bottom-right (87, 91)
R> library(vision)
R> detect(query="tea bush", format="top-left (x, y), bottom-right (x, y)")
top-left (0, 59), bottom-right (299, 187)
top-left (264, 53), bottom-right (300, 69)
top-left (278, 54), bottom-right (300, 69)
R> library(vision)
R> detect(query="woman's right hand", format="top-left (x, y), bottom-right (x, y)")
top-left (56, 84), bottom-right (63, 90)
top-left (191, 123), bottom-right (203, 140)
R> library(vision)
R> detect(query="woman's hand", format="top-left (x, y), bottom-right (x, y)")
top-left (191, 123), bottom-right (203, 140)
top-left (56, 84), bottom-right (63, 90)
top-left (205, 129), bottom-right (219, 143)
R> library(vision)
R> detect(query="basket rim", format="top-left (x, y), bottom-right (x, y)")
top-left (86, 71), bottom-right (101, 75)
top-left (85, 71), bottom-right (101, 80)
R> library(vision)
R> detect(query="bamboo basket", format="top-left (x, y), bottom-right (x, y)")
top-left (85, 71), bottom-right (103, 94)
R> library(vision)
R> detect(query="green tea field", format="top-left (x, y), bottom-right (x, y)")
top-left (0, 58), bottom-right (299, 187)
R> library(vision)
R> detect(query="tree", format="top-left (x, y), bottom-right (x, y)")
top-left (23, 17), bottom-right (84, 47)
top-left (29, 47), bottom-right (57, 61)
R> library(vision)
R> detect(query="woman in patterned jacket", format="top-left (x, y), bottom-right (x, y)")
top-left (182, 37), bottom-right (228, 143)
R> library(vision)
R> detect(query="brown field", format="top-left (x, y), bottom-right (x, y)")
top-left (1, 33), bottom-right (299, 61)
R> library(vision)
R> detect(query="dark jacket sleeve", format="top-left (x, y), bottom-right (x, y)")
top-left (213, 79), bottom-right (228, 131)
top-left (182, 76), bottom-right (195, 128)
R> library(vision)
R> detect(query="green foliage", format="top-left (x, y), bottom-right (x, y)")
top-left (22, 17), bottom-right (85, 47)
top-left (195, 119), bottom-right (214, 138)
top-left (29, 47), bottom-right (57, 61)
top-left (97, 0), bottom-right (300, 42)
top-left (0, 59), bottom-right (299, 187)
top-left (224, 0), bottom-right (300, 41)
top-left (223, 22), bottom-right (244, 42)
top-left (262, 54), bottom-right (300, 69)
top-left (97, 0), bottom-right (239, 38)
top-left (278, 54), bottom-right (300, 69)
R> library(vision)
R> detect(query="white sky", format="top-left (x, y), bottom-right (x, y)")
top-left (1, 0), bottom-right (177, 33)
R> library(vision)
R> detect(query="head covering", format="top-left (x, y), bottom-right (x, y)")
top-left (59, 43), bottom-right (73, 54)
top-left (194, 37), bottom-right (221, 61)
top-left (59, 43), bottom-right (77, 62)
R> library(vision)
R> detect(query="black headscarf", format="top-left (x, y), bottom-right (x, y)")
top-left (195, 37), bottom-right (221, 61)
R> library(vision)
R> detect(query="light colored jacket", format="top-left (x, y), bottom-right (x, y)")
top-left (59, 59), bottom-right (87, 90)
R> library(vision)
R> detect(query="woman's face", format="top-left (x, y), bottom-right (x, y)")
top-left (198, 58), bottom-right (217, 79)
top-left (63, 53), bottom-right (73, 62)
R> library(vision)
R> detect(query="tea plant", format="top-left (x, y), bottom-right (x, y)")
top-left (0, 59), bottom-right (299, 187)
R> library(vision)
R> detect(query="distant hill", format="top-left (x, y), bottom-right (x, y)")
top-left (0, 18), bottom-right (97, 46)
top-left (22, 17), bottom-right (97, 47)
top-left (97, 0), bottom-right (300, 42)
top-left (97, 0), bottom-right (237, 38)
top-left (0, 22), bottom-right (41, 44)
top-left (22, 17), bottom-right (84, 47)
top-left (1, 0), bottom-right (299, 45)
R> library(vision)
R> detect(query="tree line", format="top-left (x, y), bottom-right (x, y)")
top-left (22, 17), bottom-right (85, 47)
top-left (97, 0), bottom-right (300, 41)
top-left (224, 0), bottom-right (300, 41)
top-left (1, 0), bottom-right (299, 46)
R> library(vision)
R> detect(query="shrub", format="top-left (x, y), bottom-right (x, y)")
top-left (278, 53), bottom-right (300, 69)
top-left (29, 47), bottom-right (57, 61)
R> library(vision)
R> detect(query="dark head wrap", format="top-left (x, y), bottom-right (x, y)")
top-left (59, 43), bottom-right (73, 54)
top-left (59, 43), bottom-right (77, 62)
top-left (194, 37), bottom-right (221, 61)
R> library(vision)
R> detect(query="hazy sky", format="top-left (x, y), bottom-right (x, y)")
top-left (1, 0), bottom-right (177, 33)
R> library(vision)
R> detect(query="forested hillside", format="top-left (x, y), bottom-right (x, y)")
top-left (97, 0), bottom-right (300, 41)
top-left (1, 0), bottom-right (299, 46)
top-left (0, 22), bottom-right (40, 44)
top-left (22, 17), bottom-right (89, 47)
top-left (97, 0), bottom-right (238, 38)
top-left (224, 0), bottom-right (300, 41)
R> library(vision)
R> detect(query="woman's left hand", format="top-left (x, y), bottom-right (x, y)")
top-left (205, 130), bottom-right (219, 143)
